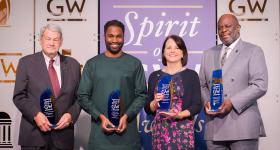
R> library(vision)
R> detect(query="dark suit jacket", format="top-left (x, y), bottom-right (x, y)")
top-left (13, 52), bottom-right (81, 149)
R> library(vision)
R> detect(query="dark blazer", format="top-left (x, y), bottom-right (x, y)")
top-left (13, 52), bottom-right (81, 149)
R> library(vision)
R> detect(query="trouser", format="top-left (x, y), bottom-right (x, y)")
top-left (206, 139), bottom-right (259, 150)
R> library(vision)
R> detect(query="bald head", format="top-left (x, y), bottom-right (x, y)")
top-left (218, 14), bottom-right (241, 46)
top-left (218, 14), bottom-right (240, 27)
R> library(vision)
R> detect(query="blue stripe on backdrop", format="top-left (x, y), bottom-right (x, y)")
top-left (139, 109), bottom-right (153, 149)
top-left (194, 109), bottom-right (207, 150)
top-left (99, 1), bottom-right (216, 149)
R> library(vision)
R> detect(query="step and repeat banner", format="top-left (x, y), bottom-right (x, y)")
top-left (99, 1), bottom-right (216, 149)
top-left (217, 1), bottom-right (280, 149)
top-left (33, 1), bottom-right (98, 149)
top-left (0, 0), bottom-right (34, 149)
top-left (0, 0), bottom-right (279, 150)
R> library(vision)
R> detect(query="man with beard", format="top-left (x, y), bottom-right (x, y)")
top-left (199, 14), bottom-right (268, 150)
top-left (78, 20), bottom-right (147, 150)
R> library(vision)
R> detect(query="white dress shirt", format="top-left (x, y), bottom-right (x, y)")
top-left (42, 52), bottom-right (62, 87)
top-left (220, 37), bottom-right (241, 60)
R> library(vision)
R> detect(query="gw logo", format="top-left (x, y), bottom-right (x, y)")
top-left (0, 112), bottom-right (13, 148)
top-left (0, 53), bottom-right (21, 83)
top-left (47, 0), bottom-right (86, 21)
top-left (229, 0), bottom-right (267, 16)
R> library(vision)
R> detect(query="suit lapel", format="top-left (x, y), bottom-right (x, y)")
top-left (59, 54), bottom-right (67, 98)
top-left (36, 52), bottom-right (52, 89)
top-left (222, 40), bottom-right (243, 75)
top-left (214, 45), bottom-right (223, 70)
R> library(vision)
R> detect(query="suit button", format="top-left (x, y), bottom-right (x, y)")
top-left (224, 94), bottom-right (228, 97)
top-left (231, 78), bottom-right (234, 82)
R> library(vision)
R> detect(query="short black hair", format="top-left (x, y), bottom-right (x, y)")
top-left (104, 20), bottom-right (125, 34)
top-left (161, 35), bottom-right (188, 66)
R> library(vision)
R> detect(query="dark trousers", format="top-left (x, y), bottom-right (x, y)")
top-left (21, 140), bottom-right (71, 150)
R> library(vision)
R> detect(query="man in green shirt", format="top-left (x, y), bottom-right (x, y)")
top-left (78, 20), bottom-right (147, 149)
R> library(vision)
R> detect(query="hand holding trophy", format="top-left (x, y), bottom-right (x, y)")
top-left (40, 88), bottom-right (57, 129)
top-left (107, 90), bottom-right (121, 128)
top-left (206, 69), bottom-right (224, 114)
top-left (99, 114), bottom-right (116, 133)
top-left (156, 75), bottom-right (188, 119)
top-left (156, 75), bottom-right (178, 117)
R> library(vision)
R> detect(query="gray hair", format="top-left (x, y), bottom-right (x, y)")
top-left (40, 24), bottom-right (63, 39)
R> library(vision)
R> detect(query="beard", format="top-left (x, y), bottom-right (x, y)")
top-left (105, 42), bottom-right (124, 54)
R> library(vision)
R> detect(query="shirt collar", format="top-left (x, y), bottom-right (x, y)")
top-left (42, 51), bottom-right (60, 66)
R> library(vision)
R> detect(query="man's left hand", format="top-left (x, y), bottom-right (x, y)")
top-left (116, 114), bottom-right (128, 133)
top-left (218, 99), bottom-right (233, 115)
top-left (55, 113), bottom-right (72, 130)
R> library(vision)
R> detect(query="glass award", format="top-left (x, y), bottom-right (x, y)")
top-left (108, 90), bottom-right (121, 127)
top-left (209, 69), bottom-right (223, 112)
top-left (157, 75), bottom-right (174, 112)
top-left (40, 88), bottom-right (56, 128)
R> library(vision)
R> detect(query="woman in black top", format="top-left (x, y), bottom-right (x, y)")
top-left (144, 35), bottom-right (202, 150)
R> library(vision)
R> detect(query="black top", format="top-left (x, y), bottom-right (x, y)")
top-left (144, 68), bottom-right (202, 120)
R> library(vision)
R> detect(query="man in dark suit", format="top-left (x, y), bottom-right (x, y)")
top-left (13, 24), bottom-right (81, 150)
top-left (199, 14), bottom-right (268, 150)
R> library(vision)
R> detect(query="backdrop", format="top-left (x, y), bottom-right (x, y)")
top-left (0, 0), bottom-right (279, 150)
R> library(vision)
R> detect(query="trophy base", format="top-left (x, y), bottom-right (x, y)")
top-left (50, 124), bottom-right (57, 129)
top-left (106, 124), bottom-right (117, 129)
top-left (158, 102), bottom-right (171, 112)
top-left (208, 109), bottom-right (219, 112)
top-left (158, 108), bottom-right (171, 112)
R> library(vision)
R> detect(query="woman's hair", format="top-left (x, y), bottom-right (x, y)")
top-left (161, 35), bottom-right (188, 66)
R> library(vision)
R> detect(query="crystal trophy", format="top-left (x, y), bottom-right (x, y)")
top-left (108, 90), bottom-right (122, 127)
top-left (209, 69), bottom-right (223, 112)
top-left (157, 75), bottom-right (174, 112)
top-left (40, 88), bottom-right (56, 128)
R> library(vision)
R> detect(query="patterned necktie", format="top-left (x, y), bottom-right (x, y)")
top-left (48, 59), bottom-right (60, 97)
top-left (221, 47), bottom-right (230, 67)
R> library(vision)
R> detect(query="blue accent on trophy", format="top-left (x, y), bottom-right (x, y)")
top-left (209, 69), bottom-right (223, 112)
top-left (40, 88), bottom-right (56, 128)
top-left (108, 90), bottom-right (121, 127)
top-left (157, 75), bottom-right (173, 112)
